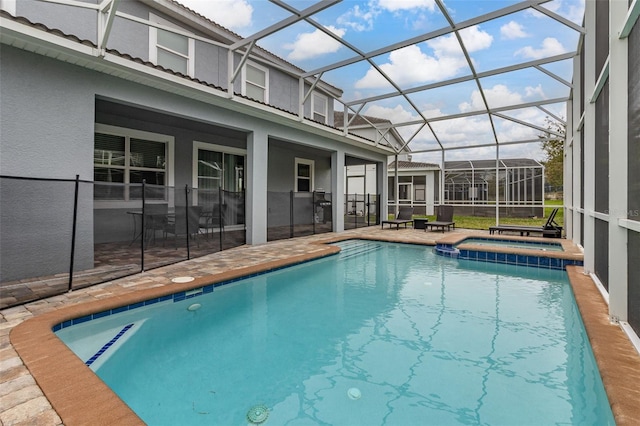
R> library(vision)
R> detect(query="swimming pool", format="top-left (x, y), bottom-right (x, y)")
top-left (456, 237), bottom-right (564, 252)
top-left (56, 240), bottom-right (613, 425)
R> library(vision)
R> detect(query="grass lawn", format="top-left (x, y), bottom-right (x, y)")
top-left (404, 201), bottom-right (564, 231)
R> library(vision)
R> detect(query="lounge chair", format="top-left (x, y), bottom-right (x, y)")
top-left (488, 208), bottom-right (562, 238)
top-left (424, 205), bottom-right (455, 232)
top-left (381, 206), bottom-right (414, 229)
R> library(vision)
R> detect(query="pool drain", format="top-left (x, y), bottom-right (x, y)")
top-left (247, 404), bottom-right (269, 424)
top-left (347, 387), bottom-right (362, 400)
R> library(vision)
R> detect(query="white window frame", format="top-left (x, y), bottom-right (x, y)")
top-left (241, 61), bottom-right (269, 103)
top-left (94, 123), bottom-right (175, 208)
top-left (311, 92), bottom-right (328, 124)
top-left (295, 158), bottom-right (314, 193)
top-left (192, 141), bottom-right (247, 190)
top-left (398, 182), bottom-right (412, 203)
top-left (149, 13), bottom-right (195, 77)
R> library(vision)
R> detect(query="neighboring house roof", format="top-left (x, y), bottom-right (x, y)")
top-left (388, 160), bottom-right (440, 170)
top-left (445, 158), bottom-right (543, 169)
top-left (335, 112), bottom-right (409, 154)
top-left (334, 112), bottom-right (394, 127)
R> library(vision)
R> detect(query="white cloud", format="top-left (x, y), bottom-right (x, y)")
top-left (459, 84), bottom-right (524, 112)
top-left (284, 26), bottom-right (346, 61)
top-left (426, 26), bottom-right (492, 55)
top-left (515, 37), bottom-right (566, 59)
top-left (178, 0), bottom-right (252, 30)
top-left (355, 26), bottom-right (492, 89)
top-left (360, 98), bottom-right (547, 158)
top-left (377, 0), bottom-right (436, 12)
top-left (457, 26), bottom-right (494, 52)
top-left (355, 45), bottom-right (467, 88)
top-left (525, 84), bottom-right (547, 99)
top-left (364, 104), bottom-right (419, 124)
top-left (500, 21), bottom-right (529, 39)
top-left (338, 0), bottom-right (437, 32)
top-left (337, 4), bottom-right (379, 32)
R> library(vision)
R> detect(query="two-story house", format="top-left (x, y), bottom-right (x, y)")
top-left (0, 0), bottom-right (395, 282)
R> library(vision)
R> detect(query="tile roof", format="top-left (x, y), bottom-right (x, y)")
top-left (334, 111), bottom-right (392, 127)
top-left (388, 160), bottom-right (440, 169)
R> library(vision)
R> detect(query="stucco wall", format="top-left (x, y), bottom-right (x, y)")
top-left (0, 47), bottom-right (96, 281)
top-left (1, 44), bottom-right (389, 280)
top-left (16, 0), bottom-right (98, 43)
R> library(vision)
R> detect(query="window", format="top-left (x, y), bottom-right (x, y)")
top-left (149, 13), bottom-right (195, 76)
top-left (398, 183), bottom-right (412, 201)
top-left (242, 61), bottom-right (268, 102)
top-left (295, 158), bottom-right (314, 192)
top-left (311, 92), bottom-right (328, 123)
top-left (94, 124), bottom-right (173, 201)
top-left (193, 142), bottom-right (245, 192)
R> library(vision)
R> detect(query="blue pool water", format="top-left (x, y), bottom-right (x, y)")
top-left (457, 237), bottom-right (564, 252)
top-left (56, 240), bottom-right (614, 425)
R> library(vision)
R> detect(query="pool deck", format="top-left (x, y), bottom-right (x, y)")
top-left (1, 227), bottom-right (639, 425)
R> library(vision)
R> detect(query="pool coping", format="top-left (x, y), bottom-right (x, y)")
top-left (7, 233), bottom-right (640, 425)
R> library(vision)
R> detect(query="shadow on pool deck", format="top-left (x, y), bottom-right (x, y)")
top-left (1, 227), bottom-right (639, 425)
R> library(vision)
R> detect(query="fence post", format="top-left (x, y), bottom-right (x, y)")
top-left (312, 190), bottom-right (316, 235)
top-left (185, 184), bottom-right (191, 259)
top-left (289, 190), bottom-right (294, 238)
top-left (367, 193), bottom-right (370, 227)
top-left (141, 180), bottom-right (146, 271)
top-left (68, 175), bottom-right (80, 292)
top-left (355, 194), bottom-right (359, 229)
top-left (218, 187), bottom-right (223, 251)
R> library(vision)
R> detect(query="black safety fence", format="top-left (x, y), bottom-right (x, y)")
top-left (344, 193), bottom-right (380, 230)
top-left (0, 175), bottom-right (245, 309)
top-left (267, 191), bottom-right (334, 241)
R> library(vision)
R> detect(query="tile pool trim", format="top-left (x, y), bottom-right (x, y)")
top-left (434, 242), bottom-right (583, 269)
top-left (456, 236), bottom-right (564, 250)
top-left (52, 262), bottom-right (305, 333)
top-left (8, 234), bottom-right (640, 425)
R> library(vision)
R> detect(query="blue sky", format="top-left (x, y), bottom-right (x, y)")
top-left (178, 0), bottom-right (585, 162)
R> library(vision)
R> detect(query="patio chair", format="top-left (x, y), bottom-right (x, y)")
top-left (381, 206), bottom-right (414, 229)
top-left (143, 203), bottom-right (169, 244)
top-left (488, 208), bottom-right (562, 238)
top-left (164, 205), bottom-right (202, 248)
top-left (424, 205), bottom-right (455, 232)
top-left (200, 204), bottom-right (226, 238)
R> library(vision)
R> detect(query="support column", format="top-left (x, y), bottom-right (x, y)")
top-left (379, 158), bottom-right (389, 221)
top-left (571, 51), bottom-right (583, 245)
top-left (608, 0), bottom-right (629, 322)
top-left (440, 150), bottom-right (445, 209)
top-left (394, 154), bottom-right (399, 216)
top-left (331, 150), bottom-right (345, 232)
top-left (582, 0), bottom-right (596, 273)
top-left (564, 97), bottom-right (574, 240)
top-left (426, 171), bottom-right (434, 215)
top-left (495, 146), bottom-right (500, 224)
top-left (246, 130), bottom-right (268, 244)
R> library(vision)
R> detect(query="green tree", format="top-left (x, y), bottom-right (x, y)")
top-left (540, 118), bottom-right (565, 188)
